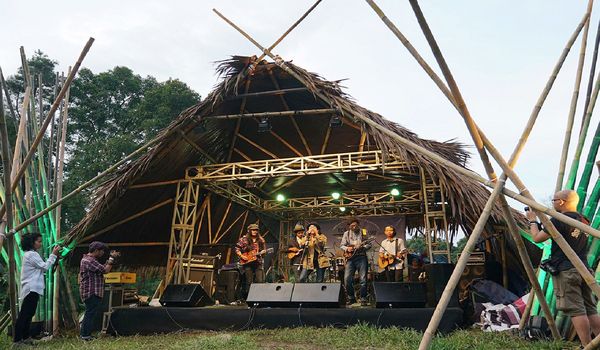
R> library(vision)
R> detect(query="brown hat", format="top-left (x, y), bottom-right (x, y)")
top-left (293, 224), bottom-right (305, 232)
top-left (247, 223), bottom-right (259, 231)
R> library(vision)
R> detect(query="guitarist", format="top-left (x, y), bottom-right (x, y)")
top-left (378, 225), bottom-right (407, 282)
top-left (235, 223), bottom-right (266, 299)
top-left (287, 224), bottom-right (307, 281)
top-left (340, 218), bottom-right (371, 306)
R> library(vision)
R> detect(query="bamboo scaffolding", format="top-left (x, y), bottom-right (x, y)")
top-left (0, 38), bottom-right (95, 223)
top-left (556, 1), bottom-right (594, 192)
top-left (0, 70), bottom-right (18, 331)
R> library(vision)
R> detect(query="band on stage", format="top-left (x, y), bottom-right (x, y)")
top-left (234, 218), bottom-right (414, 305)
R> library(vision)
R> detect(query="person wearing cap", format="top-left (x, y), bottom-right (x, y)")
top-left (13, 232), bottom-right (61, 345)
top-left (287, 224), bottom-right (307, 281)
top-left (235, 224), bottom-right (266, 299)
top-left (79, 241), bottom-right (119, 341)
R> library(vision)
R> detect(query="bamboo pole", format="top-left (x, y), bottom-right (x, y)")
top-left (52, 68), bottom-right (70, 335)
top-left (405, 0), bottom-right (591, 345)
top-left (556, 0), bottom-right (594, 192)
top-left (0, 71), bottom-right (18, 332)
top-left (581, 18), bottom-right (600, 132)
top-left (204, 108), bottom-right (336, 120)
top-left (46, 72), bottom-right (59, 191)
top-left (0, 38), bottom-right (94, 222)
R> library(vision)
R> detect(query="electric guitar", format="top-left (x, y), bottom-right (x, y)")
top-left (239, 247), bottom-right (274, 265)
top-left (343, 237), bottom-right (374, 261)
top-left (377, 248), bottom-right (408, 270)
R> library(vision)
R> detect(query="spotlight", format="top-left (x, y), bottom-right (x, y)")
top-left (329, 114), bottom-right (343, 127)
top-left (276, 194), bottom-right (285, 202)
top-left (340, 206), bottom-right (346, 212)
top-left (331, 192), bottom-right (341, 200)
top-left (258, 117), bottom-right (272, 133)
top-left (390, 188), bottom-right (400, 196)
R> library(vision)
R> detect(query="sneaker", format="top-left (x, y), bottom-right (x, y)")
top-left (360, 299), bottom-right (369, 307)
top-left (80, 335), bottom-right (96, 341)
top-left (346, 299), bottom-right (356, 306)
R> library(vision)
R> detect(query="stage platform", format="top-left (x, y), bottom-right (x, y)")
top-left (107, 306), bottom-right (464, 335)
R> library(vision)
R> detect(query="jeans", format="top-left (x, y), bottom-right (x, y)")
top-left (13, 292), bottom-right (39, 342)
top-left (298, 267), bottom-right (325, 283)
top-left (243, 262), bottom-right (264, 299)
top-left (80, 295), bottom-right (102, 337)
top-left (344, 255), bottom-right (368, 302)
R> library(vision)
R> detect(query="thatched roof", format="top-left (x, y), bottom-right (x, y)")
top-left (65, 55), bottom-right (529, 267)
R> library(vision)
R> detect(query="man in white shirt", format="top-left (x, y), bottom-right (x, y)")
top-left (378, 226), bottom-right (407, 282)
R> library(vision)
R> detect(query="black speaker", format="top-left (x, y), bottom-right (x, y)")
top-left (291, 283), bottom-right (345, 308)
top-left (246, 283), bottom-right (294, 307)
top-left (160, 284), bottom-right (213, 307)
top-left (424, 263), bottom-right (459, 307)
top-left (215, 269), bottom-right (241, 304)
top-left (373, 282), bottom-right (427, 308)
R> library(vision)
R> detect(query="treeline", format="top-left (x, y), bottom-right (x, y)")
top-left (3, 50), bottom-right (201, 231)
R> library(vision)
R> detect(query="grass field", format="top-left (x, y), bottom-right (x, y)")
top-left (0, 325), bottom-right (577, 350)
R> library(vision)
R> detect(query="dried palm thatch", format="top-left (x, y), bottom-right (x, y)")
top-left (65, 56), bottom-right (528, 265)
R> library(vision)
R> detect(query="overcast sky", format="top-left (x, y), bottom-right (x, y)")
top-left (1, 1), bottom-right (598, 208)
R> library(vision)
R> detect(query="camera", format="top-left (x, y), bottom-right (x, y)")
top-left (540, 258), bottom-right (559, 276)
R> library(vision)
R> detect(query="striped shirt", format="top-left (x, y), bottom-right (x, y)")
top-left (79, 254), bottom-right (106, 300)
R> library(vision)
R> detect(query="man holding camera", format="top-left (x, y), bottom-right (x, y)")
top-left (527, 190), bottom-right (600, 346)
top-left (79, 241), bottom-right (120, 341)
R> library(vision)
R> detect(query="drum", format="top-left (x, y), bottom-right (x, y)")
top-left (335, 257), bottom-right (345, 266)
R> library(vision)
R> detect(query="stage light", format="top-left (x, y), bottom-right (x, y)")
top-left (331, 192), bottom-right (341, 200)
top-left (329, 114), bottom-right (343, 127)
top-left (258, 117), bottom-right (272, 133)
top-left (340, 206), bottom-right (346, 212)
top-left (390, 188), bottom-right (400, 196)
top-left (276, 194), bottom-right (285, 202)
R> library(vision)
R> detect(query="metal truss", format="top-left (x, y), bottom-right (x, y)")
top-left (185, 150), bottom-right (416, 182)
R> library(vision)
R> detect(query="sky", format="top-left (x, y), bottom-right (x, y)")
top-left (1, 1), bottom-right (598, 209)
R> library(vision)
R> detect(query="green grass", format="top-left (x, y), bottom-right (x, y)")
top-left (0, 325), bottom-right (576, 349)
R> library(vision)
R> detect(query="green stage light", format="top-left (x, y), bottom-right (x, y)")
top-left (331, 192), bottom-right (341, 200)
top-left (276, 194), bottom-right (285, 202)
top-left (390, 188), bottom-right (401, 196)
top-left (340, 206), bottom-right (346, 212)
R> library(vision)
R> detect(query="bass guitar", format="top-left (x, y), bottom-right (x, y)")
top-left (240, 247), bottom-right (274, 265)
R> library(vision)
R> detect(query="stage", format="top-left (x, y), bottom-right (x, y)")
top-left (106, 305), bottom-right (464, 335)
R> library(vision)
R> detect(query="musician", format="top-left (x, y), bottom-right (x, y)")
top-left (235, 223), bottom-right (266, 299)
top-left (287, 224), bottom-right (307, 281)
top-left (298, 223), bottom-right (329, 283)
top-left (340, 218), bottom-right (371, 306)
top-left (378, 225), bottom-right (406, 282)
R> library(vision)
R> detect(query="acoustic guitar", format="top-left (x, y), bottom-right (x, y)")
top-left (377, 249), bottom-right (408, 270)
top-left (343, 237), bottom-right (374, 261)
top-left (239, 247), bottom-right (274, 265)
top-left (287, 247), bottom-right (305, 260)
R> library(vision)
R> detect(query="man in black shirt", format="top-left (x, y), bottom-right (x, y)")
top-left (527, 190), bottom-right (600, 346)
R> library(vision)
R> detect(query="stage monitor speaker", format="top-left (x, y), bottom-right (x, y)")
top-left (291, 283), bottom-right (344, 308)
top-left (424, 263), bottom-right (459, 307)
top-left (160, 284), bottom-right (213, 307)
top-left (246, 283), bottom-right (294, 307)
top-left (373, 282), bottom-right (427, 308)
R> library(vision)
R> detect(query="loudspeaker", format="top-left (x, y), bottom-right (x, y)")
top-left (188, 269), bottom-right (215, 297)
top-left (215, 269), bottom-right (241, 304)
top-left (160, 284), bottom-right (213, 307)
top-left (291, 283), bottom-right (344, 308)
top-left (424, 263), bottom-right (459, 307)
top-left (246, 283), bottom-right (294, 307)
top-left (373, 282), bottom-right (427, 308)
top-left (459, 263), bottom-right (486, 297)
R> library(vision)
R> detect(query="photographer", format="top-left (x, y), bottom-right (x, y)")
top-left (79, 241), bottom-right (119, 341)
top-left (527, 190), bottom-right (600, 346)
